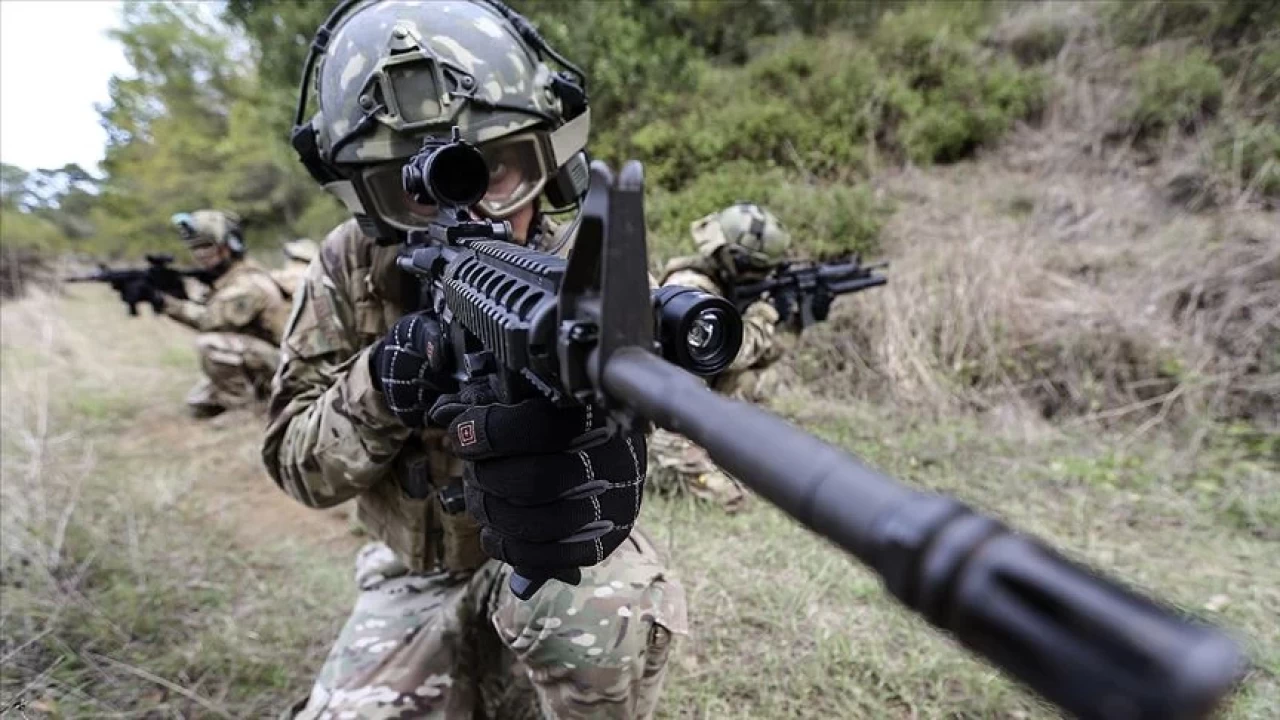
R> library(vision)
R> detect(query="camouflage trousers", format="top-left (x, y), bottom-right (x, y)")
top-left (646, 430), bottom-right (749, 513)
top-left (715, 363), bottom-right (787, 406)
top-left (646, 363), bottom-right (791, 512)
top-left (185, 332), bottom-right (279, 414)
top-left (292, 528), bottom-right (687, 720)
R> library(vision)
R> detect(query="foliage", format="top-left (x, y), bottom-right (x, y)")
top-left (1108, 0), bottom-right (1280, 195)
top-left (1, 1), bottom-right (1045, 265)
top-left (611, 6), bottom-right (1043, 187)
top-left (646, 162), bottom-right (886, 267)
top-left (1125, 48), bottom-right (1224, 137)
top-left (1108, 0), bottom-right (1280, 53)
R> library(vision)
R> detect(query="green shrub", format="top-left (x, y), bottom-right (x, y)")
top-left (619, 6), bottom-right (1044, 192)
top-left (1108, 0), bottom-right (1280, 50)
top-left (1126, 48), bottom-right (1224, 136)
top-left (1217, 121), bottom-right (1280, 196)
top-left (0, 209), bottom-right (68, 253)
top-left (646, 162), bottom-right (887, 269)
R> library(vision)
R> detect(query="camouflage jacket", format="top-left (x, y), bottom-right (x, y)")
top-left (270, 259), bottom-right (311, 299)
top-left (262, 217), bottom-right (575, 574)
top-left (162, 259), bottom-right (290, 345)
top-left (661, 255), bottom-right (785, 380)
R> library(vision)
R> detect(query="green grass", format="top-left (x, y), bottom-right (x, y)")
top-left (3, 245), bottom-right (1276, 716)
top-left (0, 288), bottom-right (350, 717)
top-left (1126, 47), bottom-right (1224, 137)
top-left (652, 392), bottom-right (1279, 718)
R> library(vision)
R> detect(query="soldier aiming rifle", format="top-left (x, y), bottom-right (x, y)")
top-left (651, 204), bottom-right (888, 511)
top-left (65, 252), bottom-right (206, 316)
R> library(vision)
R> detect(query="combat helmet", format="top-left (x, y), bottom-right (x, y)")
top-left (691, 203), bottom-right (790, 271)
top-left (290, 0), bottom-right (591, 241)
top-left (171, 210), bottom-right (246, 258)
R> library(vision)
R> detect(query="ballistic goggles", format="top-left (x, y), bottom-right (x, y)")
top-left (359, 131), bottom-right (551, 230)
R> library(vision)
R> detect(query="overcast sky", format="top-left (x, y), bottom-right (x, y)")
top-left (1, 0), bottom-right (129, 174)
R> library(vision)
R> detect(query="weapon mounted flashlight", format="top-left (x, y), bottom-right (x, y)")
top-left (651, 286), bottom-right (742, 376)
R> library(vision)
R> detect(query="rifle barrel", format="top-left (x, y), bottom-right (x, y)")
top-left (601, 347), bottom-right (1244, 720)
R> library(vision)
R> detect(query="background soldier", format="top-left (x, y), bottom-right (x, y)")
top-left (271, 238), bottom-right (318, 298)
top-left (160, 210), bottom-right (290, 418)
top-left (261, 2), bottom-right (685, 717)
top-left (649, 203), bottom-right (796, 512)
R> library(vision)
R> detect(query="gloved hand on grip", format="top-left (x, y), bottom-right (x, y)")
top-left (810, 285), bottom-right (834, 324)
top-left (429, 381), bottom-right (647, 572)
top-left (369, 311), bottom-right (456, 427)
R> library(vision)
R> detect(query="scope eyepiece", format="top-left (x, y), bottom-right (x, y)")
top-left (651, 286), bottom-right (743, 376)
top-left (402, 132), bottom-right (491, 208)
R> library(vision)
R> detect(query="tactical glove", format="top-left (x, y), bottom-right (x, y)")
top-left (430, 382), bottom-right (647, 572)
top-left (810, 285), bottom-right (833, 324)
top-left (369, 312), bottom-right (456, 427)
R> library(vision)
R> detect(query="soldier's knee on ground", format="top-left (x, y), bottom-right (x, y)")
top-left (491, 531), bottom-right (687, 718)
top-left (193, 332), bottom-right (277, 408)
top-left (647, 430), bottom-right (749, 512)
top-left (290, 543), bottom-right (472, 719)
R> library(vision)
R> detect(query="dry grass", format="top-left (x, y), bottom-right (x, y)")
top-left (794, 2), bottom-right (1279, 432)
top-left (0, 287), bottom-right (353, 716)
top-left (0, 278), bottom-right (1274, 719)
top-left (799, 116), bottom-right (1278, 431)
top-left (647, 386), bottom-right (1279, 718)
top-left (2, 7), bottom-right (1275, 715)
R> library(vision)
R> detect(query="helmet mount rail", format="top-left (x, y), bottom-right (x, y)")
top-left (289, 0), bottom-right (593, 228)
top-left (291, 0), bottom-right (587, 145)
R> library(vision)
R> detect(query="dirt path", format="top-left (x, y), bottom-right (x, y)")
top-left (121, 406), bottom-right (365, 558)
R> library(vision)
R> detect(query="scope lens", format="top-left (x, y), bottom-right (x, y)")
top-left (428, 144), bottom-right (490, 207)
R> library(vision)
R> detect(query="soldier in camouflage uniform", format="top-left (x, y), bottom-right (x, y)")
top-left (261, 2), bottom-right (684, 717)
top-left (648, 204), bottom-right (795, 512)
top-left (161, 210), bottom-right (290, 417)
top-left (271, 238), bottom-right (319, 299)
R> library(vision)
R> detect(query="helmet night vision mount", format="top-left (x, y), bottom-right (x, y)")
top-left (289, 0), bottom-right (593, 241)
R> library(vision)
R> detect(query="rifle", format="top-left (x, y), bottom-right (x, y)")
top-left (733, 255), bottom-right (888, 330)
top-left (396, 131), bottom-right (1245, 719)
top-left (64, 253), bottom-right (208, 316)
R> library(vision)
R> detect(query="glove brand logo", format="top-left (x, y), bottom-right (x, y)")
top-left (457, 420), bottom-right (477, 447)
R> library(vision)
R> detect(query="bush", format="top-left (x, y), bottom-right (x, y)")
top-left (1126, 48), bottom-right (1224, 137)
top-left (1108, 0), bottom-right (1280, 51)
top-left (617, 6), bottom-right (1045, 194)
top-left (646, 162), bottom-right (887, 269)
top-left (1217, 121), bottom-right (1280, 197)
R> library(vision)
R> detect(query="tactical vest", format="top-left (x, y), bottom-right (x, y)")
top-left (215, 260), bottom-right (291, 345)
top-left (660, 253), bottom-right (723, 287)
top-left (347, 217), bottom-right (574, 574)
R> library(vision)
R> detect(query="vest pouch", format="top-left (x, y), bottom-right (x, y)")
top-left (431, 475), bottom-right (487, 574)
top-left (356, 456), bottom-right (434, 574)
top-left (354, 298), bottom-right (385, 345)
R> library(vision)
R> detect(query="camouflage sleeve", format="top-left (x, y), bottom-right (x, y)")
top-left (260, 231), bottom-right (411, 509)
top-left (161, 280), bottom-right (267, 333)
top-left (662, 268), bottom-right (779, 372)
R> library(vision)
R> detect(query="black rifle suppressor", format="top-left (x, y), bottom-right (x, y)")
top-left (397, 132), bottom-right (1245, 720)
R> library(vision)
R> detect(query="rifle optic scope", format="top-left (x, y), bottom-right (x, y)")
top-left (401, 129), bottom-right (490, 209)
top-left (652, 286), bottom-right (743, 376)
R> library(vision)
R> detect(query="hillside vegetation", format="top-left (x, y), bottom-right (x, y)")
top-left (1, 1), bottom-right (1278, 717)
